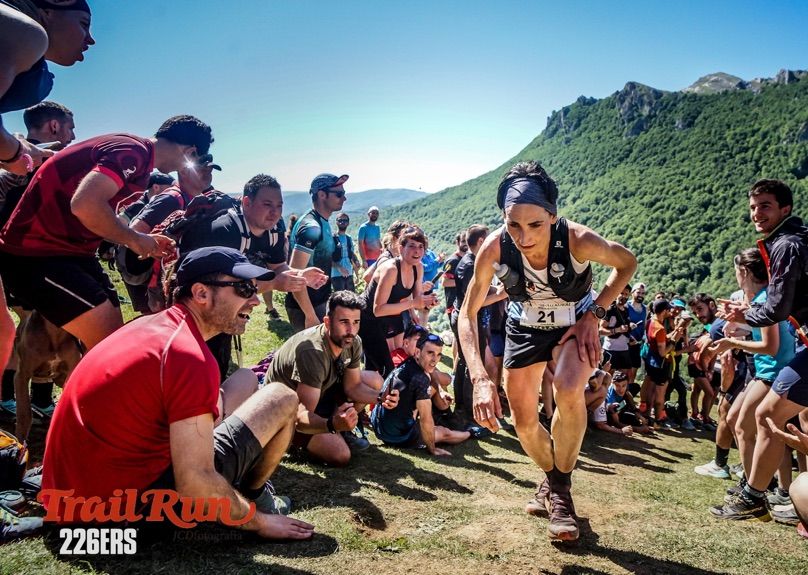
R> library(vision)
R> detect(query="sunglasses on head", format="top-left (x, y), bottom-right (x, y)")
top-left (202, 279), bottom-right (259, 299)
top-left (418, 332), bottom-right (445, 347)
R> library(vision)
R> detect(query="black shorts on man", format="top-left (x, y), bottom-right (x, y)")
top-left (0, 253), bottom-right (119, 327)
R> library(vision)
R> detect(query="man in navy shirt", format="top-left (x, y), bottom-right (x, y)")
top-left (371, 333), bottom-right (470, 455)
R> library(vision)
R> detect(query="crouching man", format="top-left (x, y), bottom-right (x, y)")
top-left (372, 332), bottom-right (471, 456)
top-left (41, 247), bottom-right (313, 540)
top-left (261, 290), bottom-right (400, 466)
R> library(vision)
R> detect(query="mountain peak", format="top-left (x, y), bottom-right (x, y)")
top-left (684, 72), bottom-right (745, 95)
top-left (685, 69), bottom-right (808, 95)
top-left (615, 82), bottom-right (667, 136)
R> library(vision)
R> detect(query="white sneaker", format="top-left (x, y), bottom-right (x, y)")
top-left (694, 460), bottom-right (730, 479)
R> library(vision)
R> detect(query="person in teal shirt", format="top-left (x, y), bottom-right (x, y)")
top-left (357, 206), bottom-right (382, 266)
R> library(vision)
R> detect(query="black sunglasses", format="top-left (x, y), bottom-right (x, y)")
top-left (336, 218), bottom-right (349, 224)
top-left (325, 189), bottom-right (346, 198)
top-left (202, 280), bottom-right (258, 299)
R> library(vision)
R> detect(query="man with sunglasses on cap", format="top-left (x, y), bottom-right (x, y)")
top-left (41, 246), bottom-right (314, 540)
top-left (459, 160), bottom-right (636, 541)
top-left (372, 331), bottom-right (471, 455)
top-left (0, 115), bottom-right (213, 350)
top-left (285, 173), bottom-right (348, 332)
top-left (130, 153), bottom-right (221, 237)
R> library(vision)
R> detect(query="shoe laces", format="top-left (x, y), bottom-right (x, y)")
top-left (549, 489), bottom-right (576, 519)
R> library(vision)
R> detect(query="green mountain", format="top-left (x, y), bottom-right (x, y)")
top-left (387, 69), bottom-right (808, 298)
top-left (281, 188), bottom-right (427, 221)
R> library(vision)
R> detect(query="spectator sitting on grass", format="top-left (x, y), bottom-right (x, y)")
top-left (606, 370), bottom-right (652, 434)
top-left (371, 332), bottom-right (471, 456)
top-left (585, 368), bottom-right (633, 437)
top-left (391, 323), bottom-right (465, 431)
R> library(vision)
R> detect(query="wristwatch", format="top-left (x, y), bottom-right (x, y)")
top-left (587, 303), bottom-right (607, 319)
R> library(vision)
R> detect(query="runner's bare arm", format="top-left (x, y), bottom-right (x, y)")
top-left (459, 231), bottom-right (503, 431)
top-left (568, 222), bottom-right (637, 311)
top-left (71, 171), bottom-right (174, 258)
top-left (559, 223), bottom-right (637, 366)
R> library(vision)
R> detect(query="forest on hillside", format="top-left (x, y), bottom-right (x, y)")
top-left (388, 72), bottom-right (808, 303)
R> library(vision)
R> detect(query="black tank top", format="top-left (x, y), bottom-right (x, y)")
top-left (362, 258), bottom-right (416, 317)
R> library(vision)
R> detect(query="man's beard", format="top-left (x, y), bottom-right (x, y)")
top-left (369, 215), bottom-right (378, 222)
top-left (204, 293), bottom-right (246, 335)
top-left (459, 246), bottom-right (468, 253)
top-left (634, 296), bottom-right (644, 303)
top-left (338, 225), bottom-right (348, 231)
top-left (329, 332), bottom-right (354, 349)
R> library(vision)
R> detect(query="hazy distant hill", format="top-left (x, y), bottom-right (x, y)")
top-left (281, 188), bottom-right (427, 221)
top-left (387, 69), bottom-right (808, 297)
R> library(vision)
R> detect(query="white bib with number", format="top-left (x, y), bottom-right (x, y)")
top-left (519, 300), bottom-right (576, 329)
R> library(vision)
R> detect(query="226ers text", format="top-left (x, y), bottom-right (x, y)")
top-left (59, 528), bottom-right (137, 555)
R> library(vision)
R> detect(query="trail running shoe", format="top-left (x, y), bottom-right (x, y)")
top-left (772, 504), bottom-right (799, 526)
top-left (342, 429), bottom-right (370, 453)
top-left (767, 488), bottom-right (792, 507)
top-left (252, 481), bottom-right (291, 515)
top-left (547, 487), bottom-right (579, 541)
top-left (710, 493), bottom-right (771, 521)
top-left (729, 463), bottom-right (744, 480)
top-left (694, 460), bottom-right (730, 479)
top-left (680, 418), bottom-right (696, 431)
top-left (525, 478), bottom-right (550, 516)
top-left (266, 308), bottom-right (281, 320)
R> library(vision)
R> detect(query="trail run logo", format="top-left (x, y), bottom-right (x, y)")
top-left (40, 488), bottom-right (255, 528)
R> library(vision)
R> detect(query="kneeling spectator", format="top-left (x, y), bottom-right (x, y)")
top-left (259, 291), bottom-right (398, 466)
top-left (372, 333), bottom-right (471, 456)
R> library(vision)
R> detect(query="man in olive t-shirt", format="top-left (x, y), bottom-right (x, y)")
top-left (263, 291), bottom-right (398, 466)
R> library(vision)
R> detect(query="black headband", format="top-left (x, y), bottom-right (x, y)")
top-left (496, 177), bottom-right (557, 215)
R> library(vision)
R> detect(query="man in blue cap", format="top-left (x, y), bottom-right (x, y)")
top-left (285, 173), bottom-right (348, 332)
top-left (41, 247), bottom-right (314, 540)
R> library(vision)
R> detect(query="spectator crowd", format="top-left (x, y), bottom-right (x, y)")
top-left (1, 0), bottom-right (808, 552)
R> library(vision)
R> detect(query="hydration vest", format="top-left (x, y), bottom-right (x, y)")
top-left (498, 217), bottom-right (592, 303)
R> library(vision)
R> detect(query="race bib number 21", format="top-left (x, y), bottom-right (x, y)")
top-left (519, 301), bottom-right (576, 328)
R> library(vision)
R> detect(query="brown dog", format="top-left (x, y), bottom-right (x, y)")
top-left (14, 311), bottom-right (82, 440)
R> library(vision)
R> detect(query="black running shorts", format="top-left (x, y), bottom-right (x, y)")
top-left (0, 252), bottom-right (119, 327)
top-left (503, 316), bottom-right (570, 369)
top-left (606, 349), bottom-right (632, 370)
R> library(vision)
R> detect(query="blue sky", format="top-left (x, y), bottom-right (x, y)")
top-left (5, 0), bottom-right (807, 194)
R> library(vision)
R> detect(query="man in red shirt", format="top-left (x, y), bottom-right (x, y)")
top-left (41, 246), bottom-right (314, 540)
top-left (0, 115), bottom-right (212, 349)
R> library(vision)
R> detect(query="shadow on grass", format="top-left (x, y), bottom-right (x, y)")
top-left (551, 518), bottom-right (730, 575)
top-left (578, 433), bottom-right (681, 474)
top-left (40, 523), bottom-right (338, 575)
